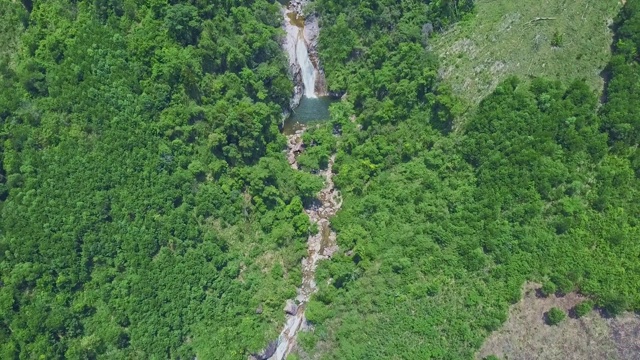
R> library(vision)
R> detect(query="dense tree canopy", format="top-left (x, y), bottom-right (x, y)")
top-left (2, 0), bottom-right (640, 358)
top-left (315, 0), bottom-right (466, 129)
top-left (295, 0), bottom-right (640, 358)
top-left (600, 0), bottom-right (640, 164)
top-left (0, 0), bottom-right (323, 358)
top-left (302, 74), bottom-right (640, 358)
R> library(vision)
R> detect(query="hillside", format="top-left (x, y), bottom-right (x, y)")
top-left (433, 0), bottom-right (621, 107)
top-left (296, 0), bottom-right (640, 358)
top-left (1, 0), bottom-right (640, 359)
top-left (0, 0), bottom-right (321, 358)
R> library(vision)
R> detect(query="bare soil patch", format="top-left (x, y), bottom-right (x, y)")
top-left (477, 283), bottom-right (640, 360)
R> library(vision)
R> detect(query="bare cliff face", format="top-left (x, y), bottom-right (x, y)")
top-left (282, 9), bottom-right (304, 109)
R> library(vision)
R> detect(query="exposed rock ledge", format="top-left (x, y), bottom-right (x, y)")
top-left (282, 7), bottom-right (304, 109)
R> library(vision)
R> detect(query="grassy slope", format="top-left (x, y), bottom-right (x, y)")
top-left (433, 0), bottom-right (621, 108)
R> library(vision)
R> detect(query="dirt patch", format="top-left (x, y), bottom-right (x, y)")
top-left (610, 315), bottom-right (640, 359)
top-left (477, 283), bottom-right (640, 360)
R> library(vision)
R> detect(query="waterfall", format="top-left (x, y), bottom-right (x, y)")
top-left (295, 34), bottom-right (317, 98)
top-left (255, 6), bottom-right (339, 360)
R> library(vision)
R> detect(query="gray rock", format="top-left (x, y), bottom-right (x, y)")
top-left (284, 299), bottom-right (298, 315)
top-left (292, 141), bottom-right (304, 153)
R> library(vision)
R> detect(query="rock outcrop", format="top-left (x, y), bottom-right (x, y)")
top-left (282, 8), bottom-right (304, 108)
top-left (251, 341), bottom-right (277, 360)
top-left (288, 0), bottom-right (309, 16)
top-left (284, 300), bottom-right (298, 315)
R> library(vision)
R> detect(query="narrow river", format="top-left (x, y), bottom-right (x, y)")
top-left (267, 138), bottom-right (341, 359)
top-left (252, 3), bottom-right (341, 360)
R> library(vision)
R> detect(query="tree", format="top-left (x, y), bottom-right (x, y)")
top-left (165, 4), bottom-right (202, 46)
top-left (573, 300), bottom-right (594, 318)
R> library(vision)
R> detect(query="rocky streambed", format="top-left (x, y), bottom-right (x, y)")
top-left (251, 3), bottom-right (339, 359)
top-left (252, 127), bottom-right (341, 360)
top-left (264, 129), bottom-right (341, 360)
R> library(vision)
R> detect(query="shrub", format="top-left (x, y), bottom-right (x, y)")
top-left (573, 300), bottom-right (594, 318)
top-left (305, 300), bottom-right (332, 325)
top-left (603, 296), bottom-right (628, 317)
top-left (540, 281), bottom-right (556, 297)
top-left (298, 331), bottom-right (317, 352)
top-left (552, 275), bottom-right (574, 295)
top-left (551, 30), bottom-right (564, 47)
top-left (546, 307), bottom-right (566, 325)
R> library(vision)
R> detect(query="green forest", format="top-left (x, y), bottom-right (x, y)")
top-left (1, 0), bottom-right (640, 359)
top-left (0, 0), bottom-right (324, 357)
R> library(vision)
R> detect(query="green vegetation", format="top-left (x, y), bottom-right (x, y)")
top-left (433, 0), bottom-right (621, 106)
top-left (601, 0), bottom-right (640, 154)
top-left (299, 0), bottom-right (640, 358)
top-left (0, 0), bottom-right (323, 358)
top-left (547, 307), bottom-right (566, 326)
top-left (316, 0), bottom-right (471, 125)
top-left (541, 281), bottom-right (558, 297)
top-left (306, 75), bottom-right (640, 358)
top-left (551, 30), bottom-right (564, 47)
top-left (296, 125), bottom-right (337, 173)
top-left (2, 0), bottom-right (640, 358)
top-left (574, 300), bottom-right (595, 318)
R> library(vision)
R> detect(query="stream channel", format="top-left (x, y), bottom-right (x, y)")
top-left (252, 2), bottom-right (341, 360)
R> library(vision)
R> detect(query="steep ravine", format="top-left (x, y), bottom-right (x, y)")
top-left (251, 3), bottom-right (340, 360)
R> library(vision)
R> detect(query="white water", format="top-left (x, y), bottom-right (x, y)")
top-left (296, 34), bottom-right (317, 98)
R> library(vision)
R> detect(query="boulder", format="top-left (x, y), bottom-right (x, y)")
top-left (251, 340), bottom-right (277, 360)
top-left (284, 299), bottom-right (298, 315)
top-left (289, 0), bottom-right (309, 15)
top-left (292, 141), bottom-right (304, 153)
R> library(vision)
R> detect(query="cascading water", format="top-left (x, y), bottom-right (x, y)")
top-left (296, 35), bottom-right (317, 98)
top-left (281, 9), bottom-right (335, 135)
top-left (249, 4), bottom-right (341, 360)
